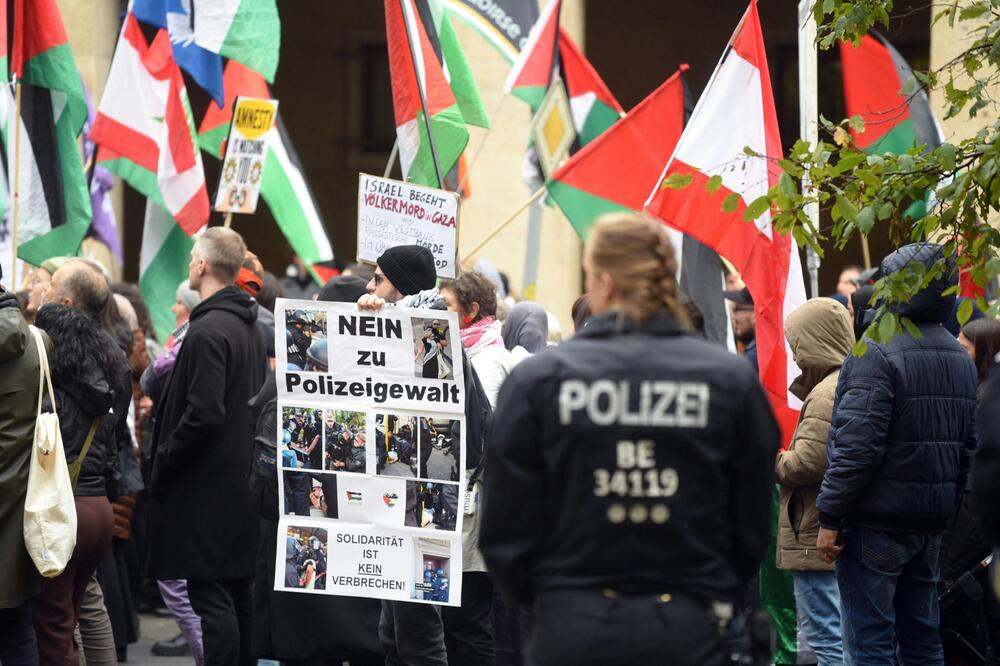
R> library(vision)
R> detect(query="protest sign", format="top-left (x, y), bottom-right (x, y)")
top-left (356, 173), bottom-right (459, 279)
top-left (214, 97), bottom-right (279, 214)
top-left (274, 299), bottom-right (466, 606)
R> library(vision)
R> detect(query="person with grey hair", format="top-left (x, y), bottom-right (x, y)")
top-left (42, 258), bottom-right (111, 319)
top-left (147, 226), bottom-right (266, 666)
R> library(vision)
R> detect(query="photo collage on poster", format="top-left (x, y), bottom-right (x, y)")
top-left (275, 299), bottom-right (466, 606)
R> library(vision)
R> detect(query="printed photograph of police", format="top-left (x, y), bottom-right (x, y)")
top-left (281, 406), bottom-right (322, 470)
top-left (412, 538), bottom-right (451, 603)
top-left (375, 413), bottom-right (418, 477)
top-left (412, 316), bottom-right (453, 380)
top-left (285, 526), bottom-right (328, 590)
top-left (285, 308), bottom-right (327, 371)
top-left (419, 416), bottom-right (459, 481)
top-left (282, 471), bottom-right (337, 519)
top-left (324, 409), bottom-right (367, 473)
top-left (405, 481), bottom-right (458, 531)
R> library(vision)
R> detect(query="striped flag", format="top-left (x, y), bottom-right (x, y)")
top-left (198, 60), bottom-right (335, 280)
top-left (384, 0), bottom-right (471, 187)
top-left (644, 4), bottom-right (807, 662)
top-left (5, 0), bottom-right (93, 268)
top-left (140, 200), bottom-right (194, 342)
top-left (90, 12), bottom-right (210, 236)
top-left (192, 0), bottom-right (280, 83)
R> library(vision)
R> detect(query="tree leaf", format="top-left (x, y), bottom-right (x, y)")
top-left (858, 206), bottom-right (876, 234)
top-left (721, 193), bottom-right (741, 213)
top-left (957, 297), bottom-right (974, 326)
top-left (878, 312), bottom-right (896, 341)
top-left (661, 173), bottom-right (693, 190)
top-left (901, 317), bottom-right (923, 339)
top-left (939, 143), bottom-right (956, 172)
top-left (835, 194), bottom-right (859, 223)
top-left (743, 196), bottom-right (771, 222)
top-left (705, 174), bottom-right (724, 193)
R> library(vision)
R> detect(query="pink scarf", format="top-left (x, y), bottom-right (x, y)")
top-left (460, 316), bottom-right (504, 353)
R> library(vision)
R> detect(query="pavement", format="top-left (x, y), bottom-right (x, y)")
top-left (125, 614), bottom-right (192, 666)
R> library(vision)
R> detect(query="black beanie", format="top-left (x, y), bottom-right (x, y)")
top-left (377, 245), bottom-right (437, 296)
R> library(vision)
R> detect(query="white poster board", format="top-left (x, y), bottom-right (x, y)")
top-left (356, 173), bottom-right (459, 279)
top-left (214, 97), bottom-right (279, 214)
top-left (274, 298), bottom-right (465, 606)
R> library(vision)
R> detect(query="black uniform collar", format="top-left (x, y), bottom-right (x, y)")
top-left (578, 309), bottom-right (687, 339)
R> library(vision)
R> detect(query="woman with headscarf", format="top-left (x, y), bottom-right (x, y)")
top-left (502, 301), bottom-right (549, 366)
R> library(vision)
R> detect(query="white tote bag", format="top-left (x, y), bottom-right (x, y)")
top-left (23, 325), bottom-right (77, 578)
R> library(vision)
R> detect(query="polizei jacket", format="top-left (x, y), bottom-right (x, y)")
top-left (818, 243), bottom-right (978, 534)
top-left (479, 310), bottom-right (780, 605)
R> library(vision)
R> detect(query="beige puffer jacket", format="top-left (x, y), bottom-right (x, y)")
top-left (776, 298), bottom-right (854, 571)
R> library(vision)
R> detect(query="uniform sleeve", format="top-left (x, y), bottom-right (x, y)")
top-left (729, 371), bottom-right (781, 587)
top-left (816, 347), bottom-right (895, 529)
top-left (154, 333), bottom-right (229, 477)
top-left (479, 369), bottom-right (546, 605)
top-left (775, 392), bottom-right (833, 488)
top-left (974, 373), bottom-right (1000, 545)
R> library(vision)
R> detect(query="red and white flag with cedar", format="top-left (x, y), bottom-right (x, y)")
top-left (645, 0), bottom-right (806, 442)
top-left (90, 13), bottom-right (209, 236)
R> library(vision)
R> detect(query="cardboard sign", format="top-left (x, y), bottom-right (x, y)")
top-left (356, 173), bottom-right (459, 279)
top-left (214, 97), bottom-right (279, 214)
top-left (274, 299), bottom-right (466, 605)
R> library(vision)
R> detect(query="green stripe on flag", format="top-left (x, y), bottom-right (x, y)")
top-left (141, 214), bottom-right (195, 342)
top-left (221, 0), bottom-right (281, 82)
top-left (578, 99), bottom-right (621, 147)
top-left (440, 10), bottom-right (489, 129)
top-left (513, 86), bottom-right (548, 112)
top-left (18, 218), bottom-right (88, 266)
top-left (409, 104), bottom-right (469, 188)
top-left (260, 145), bottom-right (322, 262)
top-left (101, 157), bottom-right (167, 210)
top-left (198, 123), bottom-right (229, 160)
top-left (760, 485), bottom-right (799, 665)
top-left (546, 179), bottom-right (630, 239)
top-left (23, 44), bottom-right (87, 133)
top-left (864, 117), bottom-right (919, 156)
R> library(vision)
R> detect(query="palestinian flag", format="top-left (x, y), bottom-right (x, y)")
top-left (6, 0), bottom-right (92, 267)
top-left (840, 32), bottom-right (943, 219)
top-left (421, 0), bottom-right (490, 130)
top-left (547, 67), bottom-right (687, 238)
top-left (559, 29), bottom-right (623, 146)
top-left (547, 66), bottom-right (729, 346)
top-left (503, 0), bottom-right (560, 109)
top-left (192, 0), bottom-right (281, 82)
top-left (199, 60), bottom-right (335, 281)
top-left (90, 13), bottom-right (210, 236)
top-left (645, 5), bottom-right (807, 662)
top-left (384, 0), bottom-right (469, 187)
top-left (140, 200), bottom-right (194, 342)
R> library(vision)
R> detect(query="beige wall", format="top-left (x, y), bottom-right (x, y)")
top-left (929, 12), bottom-right (998, 143)
top-left (56, 0), bottom-right (124, 279)
top-left (454, 0), bottom-right (585, 334)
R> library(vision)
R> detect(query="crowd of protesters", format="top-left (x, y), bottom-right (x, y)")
top-left (0, 212), bottom-right (999, 666)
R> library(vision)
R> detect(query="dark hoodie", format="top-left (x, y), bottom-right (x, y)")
top-left (147, 285), bottom-right (266, 580)
top-left (817, 243), bottom-right (979, 533)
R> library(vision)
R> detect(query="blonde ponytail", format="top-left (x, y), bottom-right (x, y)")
top-left (585, 213), bottom-right (691, 327)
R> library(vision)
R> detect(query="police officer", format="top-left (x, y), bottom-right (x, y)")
top-left (480, 213), bottom-right (780, 666)
top-left (286, 310), bottom-right (312, 369)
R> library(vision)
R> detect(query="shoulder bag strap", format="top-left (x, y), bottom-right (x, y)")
top-left (67, 419), bottom-right (100, 490)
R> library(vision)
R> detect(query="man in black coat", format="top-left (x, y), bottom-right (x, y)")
top-left (816, 243), bottom-right (978, 664)
top-left (148, 227), bottom-right (266, 666)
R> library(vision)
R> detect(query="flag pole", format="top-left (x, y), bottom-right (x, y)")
top-left (11, 80), bottom-right (22, 290)
top-left (398, 0), bottom-right (445, 189)
top-left (383, 139), bottom-right (399, 178)
top-left (798, 0), bottom-right (821, 298)
top-left (223, 212), bottom-right (233, 228)
top-left (461, 185), bottom-right (547, 261)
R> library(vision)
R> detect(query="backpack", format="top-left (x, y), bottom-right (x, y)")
top-left (23, 326), bottom-right (78, 577)
top-left (249, 377), bottom-right (279, 522)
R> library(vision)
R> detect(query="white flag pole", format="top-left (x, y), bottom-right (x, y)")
top-left (798, 0), bottom-right (821, 298)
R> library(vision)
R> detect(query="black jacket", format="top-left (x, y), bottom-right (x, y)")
top-left (55, 366), bottom-right (131, 498)
top-left (480, 311), bottom-right (779, 605)
top-left (818, 244), bottom-right (978, 533)
top-left (147, 286), bottom-right (266, 580)
top-left (975, 365), bottom-right (1000, 546)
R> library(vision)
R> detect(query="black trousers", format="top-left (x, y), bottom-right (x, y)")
top-left (379, 572), bottom-right (496, 665)
top-left (187, 578), bottom-right (253, 666)
top-left (0, 602), bottom-right (38, 666)
top-left (528, 589), bottom-right (726, 666)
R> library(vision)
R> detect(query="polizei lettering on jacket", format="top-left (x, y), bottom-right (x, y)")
top-left (558, 379), bottom-right (710, 427)
top-left (285, 373), bottom-right (461, 405)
